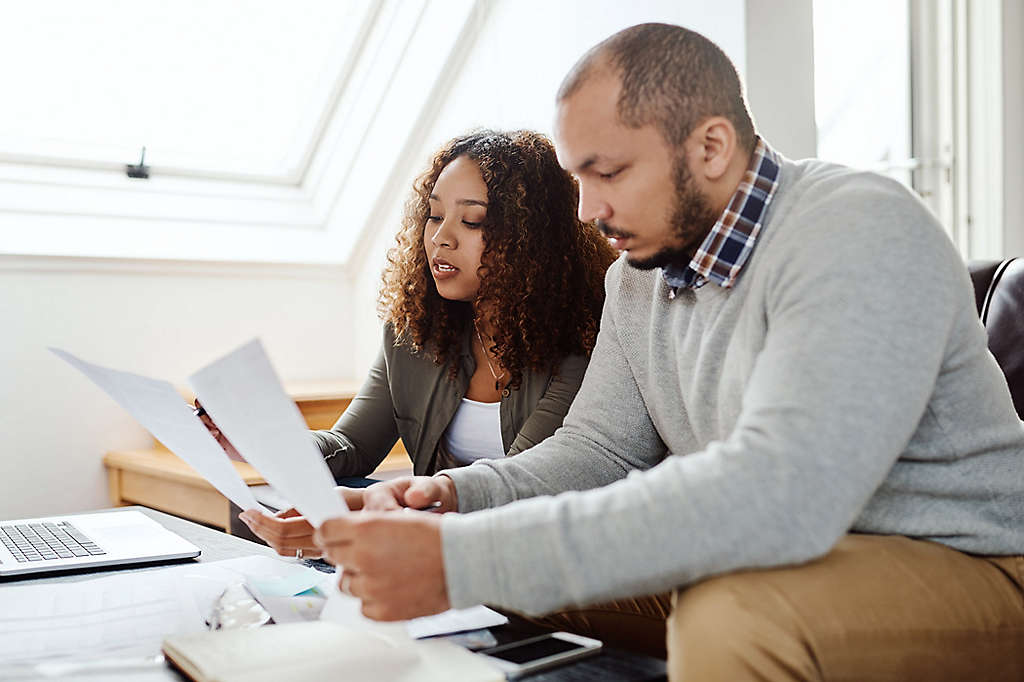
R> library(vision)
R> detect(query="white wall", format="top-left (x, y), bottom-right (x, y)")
top-left (745, 0), bottom-right (817, 159)
top-left (422, 0), bottom-right (746, 148)
top-left (0, 259), bottom-right (354, 517)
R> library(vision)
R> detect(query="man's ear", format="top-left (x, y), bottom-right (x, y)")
top-left (691, 116), bottom-right (737, 182)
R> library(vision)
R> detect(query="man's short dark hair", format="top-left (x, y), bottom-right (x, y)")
top-left (558, 23), bottom-right (756, 153)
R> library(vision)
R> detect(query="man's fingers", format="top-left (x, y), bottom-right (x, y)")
top-left (339, 569), bottom-right (362, 596)
top-left (404, 475), bottom-right (456, 511)
top-left (314, 517), bottom-right (357, 548)
top-left (403, 480), bottom-right (442, 509)
top-left (362, 479), bottom-right (413, 511)
top-left (338, 488), bottom-right (365, 511)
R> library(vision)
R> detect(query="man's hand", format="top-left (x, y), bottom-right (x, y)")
top-left (362, 475), bottom-right (458, 512)
top-left (314, 512), bottom-right (449, 621)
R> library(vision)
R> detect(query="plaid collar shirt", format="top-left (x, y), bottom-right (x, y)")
top-left (662, 137), bottom-right (781, 295)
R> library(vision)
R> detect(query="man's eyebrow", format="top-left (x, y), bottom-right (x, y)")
top-left (574, 155), bottom-right (601, 173)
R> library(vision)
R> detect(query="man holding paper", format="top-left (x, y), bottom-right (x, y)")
top-left (313, 23), bottom-right (1024, 681)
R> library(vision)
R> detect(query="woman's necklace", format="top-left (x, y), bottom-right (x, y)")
top-left (474, 322), bottom-right (507, 391)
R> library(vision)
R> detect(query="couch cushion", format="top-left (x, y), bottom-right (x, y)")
top-left (968, 258), bottom-right (1023, 418)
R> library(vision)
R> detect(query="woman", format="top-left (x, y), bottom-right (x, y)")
top-left (232, 129), bottom-right (616, 556)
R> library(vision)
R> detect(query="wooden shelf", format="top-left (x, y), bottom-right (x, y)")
top-left (103, 381), bottom-right (411, 531)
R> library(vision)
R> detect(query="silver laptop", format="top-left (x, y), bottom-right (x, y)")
top-left (0, 510), bottom-right (200, 578)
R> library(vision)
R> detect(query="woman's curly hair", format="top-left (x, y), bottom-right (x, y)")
top-left (378, 129), bottom-right (617, 388)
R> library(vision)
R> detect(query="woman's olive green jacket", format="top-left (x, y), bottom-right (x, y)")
top-left (312, 324), bottom-right (589, 479)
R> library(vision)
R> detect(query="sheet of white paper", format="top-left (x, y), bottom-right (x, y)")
top-left (405, 605), bottom-right (509, 640)
top-left (0, 570), bottom-right (205, 664)
top-left (188, 339), bottom-right (348, 526)
top-left (167, 555), bottom-right (330, 616)
top-left (50, 348), bottom-right (265, 513)
top-left (319, 584), bottom-right (508, 639)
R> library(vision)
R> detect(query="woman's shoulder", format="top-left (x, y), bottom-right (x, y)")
top-left (381, 322), bottom-right (423, 361)
top-left (380, 322), bottom-right (455, 375)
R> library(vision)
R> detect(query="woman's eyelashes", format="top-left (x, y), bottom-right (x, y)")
top-left (425, 215), bottom-right (484, 228)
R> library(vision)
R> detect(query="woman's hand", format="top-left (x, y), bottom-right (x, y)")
top-left (194, 399), bottom-right (243, 460)
top-left (238, 508), bottom-right (321, 559)
top-left (238, 487), bottom-right (367, 556)
top-left (361, 475), bottom-right (458, 512)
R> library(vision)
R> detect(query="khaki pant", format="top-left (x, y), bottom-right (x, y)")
top-left (521, 534), bottom-right (1024, 681)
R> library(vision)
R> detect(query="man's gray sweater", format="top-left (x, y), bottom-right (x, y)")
top-left (440, 157), bottom-right (1024, 615)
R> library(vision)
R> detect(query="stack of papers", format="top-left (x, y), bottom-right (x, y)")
top-left (0, 555), bottom-right (507, 670)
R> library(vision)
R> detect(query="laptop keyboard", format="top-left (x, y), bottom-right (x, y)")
top-left (0, 521), bottom-right (106, 563)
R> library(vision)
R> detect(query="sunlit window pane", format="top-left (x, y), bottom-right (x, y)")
top-left (0, 1), bottom-right (369, 179)
top-left (813, 0), bottom-right (911, 186)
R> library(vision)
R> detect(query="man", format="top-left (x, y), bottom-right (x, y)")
top-left (314, 24), bottom-right (1024, 680)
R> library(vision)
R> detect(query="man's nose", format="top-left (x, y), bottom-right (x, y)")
top-left (578, 183), bottom-right (611, 224)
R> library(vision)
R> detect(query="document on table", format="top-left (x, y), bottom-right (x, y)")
top-left (189, 339), bottom-right (348, 527)
top-left (319, 583), bottom-right (508, 639)
top-left (50, 348), bottom-right (266, 513)
top-left (171, 555), bottom-right (332, 617)
top-left (0, 556), bottom-right (326, 671)
top-left (0, 570), bottom-right (206, 665)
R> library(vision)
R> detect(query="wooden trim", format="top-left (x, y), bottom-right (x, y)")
top-left (103, 450), bottom-right (265, 487)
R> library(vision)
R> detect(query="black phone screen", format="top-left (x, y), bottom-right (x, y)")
top-left (485, 637), bottom-right (584, 664)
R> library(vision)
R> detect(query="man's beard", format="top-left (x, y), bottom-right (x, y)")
top-left (600, 156), bottom-right (719, 272)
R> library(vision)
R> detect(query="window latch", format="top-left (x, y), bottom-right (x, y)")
top-left (125, 146), bottom-right (149, 179)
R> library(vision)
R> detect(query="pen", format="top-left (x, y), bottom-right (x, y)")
top-left (193, 405), bottom-right (207, 418)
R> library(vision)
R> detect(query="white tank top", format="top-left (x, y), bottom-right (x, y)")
top-left (442, 398), bottom-right (505, 465)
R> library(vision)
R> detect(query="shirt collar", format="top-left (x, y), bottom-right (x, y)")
top-left (662, 137), bottom-right (781, 292)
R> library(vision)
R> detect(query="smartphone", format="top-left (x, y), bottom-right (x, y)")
top-left (476, 631), bottom-right (602, 678)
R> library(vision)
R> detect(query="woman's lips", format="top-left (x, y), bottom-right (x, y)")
top-left (432, 260), bottom-right (460, 280)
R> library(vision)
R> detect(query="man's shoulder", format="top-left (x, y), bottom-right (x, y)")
top-left (769, 159), bottom-right (950, 257)
top-left (781, 159), bottom-right (921, 217)
top-left (752, 159), bottom-right (965, 303)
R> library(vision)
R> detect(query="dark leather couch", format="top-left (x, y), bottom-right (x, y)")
top-left (968, 258), bottom-right (1024, 418)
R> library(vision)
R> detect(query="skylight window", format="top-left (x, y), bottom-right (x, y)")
top-left (0, 0), bottom-right (374, 182)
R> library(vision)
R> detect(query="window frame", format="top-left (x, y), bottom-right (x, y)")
top-left (910, 0), bottom-right (1004, 259)
top-left (0, 0), bottom-right (487, 268)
